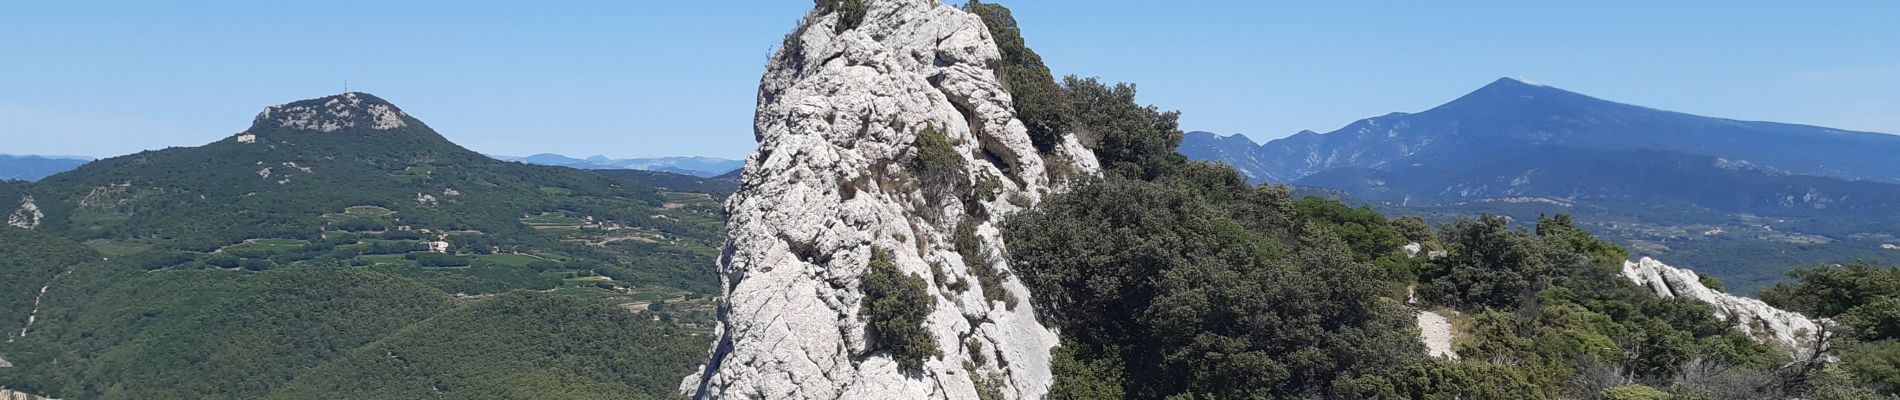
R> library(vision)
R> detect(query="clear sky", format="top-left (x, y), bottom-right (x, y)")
top-left (4, 1), bottom-right (1897, 159)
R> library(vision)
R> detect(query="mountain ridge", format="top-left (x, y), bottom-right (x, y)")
top-left (1178, 78), bottom-right (1900, 293)
top-left (1184, 77), bottom-right (1900, 185)
top-left (0, 155), bottom-right (91, 182)
top-left (489, 153), bottom-right (741, 177)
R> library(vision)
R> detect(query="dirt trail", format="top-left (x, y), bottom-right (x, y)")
top-left (14, 268), bottom-right (77, 343)
top-left (620, 296), bottom-right (688, 314)
top-left (1416, 310), bottom-right (1458, 359)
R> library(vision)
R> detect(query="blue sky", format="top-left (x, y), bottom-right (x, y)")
top-left (3, 1), bottom-right (1897, 159)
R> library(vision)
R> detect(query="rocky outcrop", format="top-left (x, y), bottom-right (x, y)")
top-left (682, 1), bottom-right (1097, 399)
top-left (0, 388), bottom-right (57, 400)
top-left (7, 196), bottom-right (41, 230)
top-left (253, 92), bottom-right (414, 133)
top-left (1620, 257), bottom-right (1827, 359)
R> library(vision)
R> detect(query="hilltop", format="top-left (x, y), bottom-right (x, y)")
top-left (0, 92), bottom-right (727, 399)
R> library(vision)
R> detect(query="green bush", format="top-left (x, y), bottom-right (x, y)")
top-left (1697, 272), bottom-right (1727, 293)
top-left (860, 247), bottom-right (938, 370)
top-left (1006, 176), bottom-right (1422, 398)
top-left (955, 220), bottom-right (1015, 309)
top-left (1418, 215), bottom-right (1551, 310)
top-left (1061, 76), bottom-right (1186, 179)
top-left (911, 125), bottom-right (970, 207)
top-left (817, 0), bottom-right (868, 33)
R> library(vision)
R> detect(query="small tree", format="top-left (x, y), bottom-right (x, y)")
top-left (860, 247), bottom-right (939, 370)
top-left (910, 125), bottom-right (970, 208)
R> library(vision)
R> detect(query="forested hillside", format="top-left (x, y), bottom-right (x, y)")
top-left (0, 93), bottom-right (724, 399)
top-left (1178, 78), bottom-right (1900, 295)
top-left (968, 2), bottom-right (1893, 397)
top-left (1005, 76), bottom-right (1894, 400)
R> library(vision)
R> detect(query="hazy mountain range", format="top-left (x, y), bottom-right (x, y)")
top-left (0, 154), bottom-right (92, 181)
top-left (0, 152), bottom-right (742, 183)
top-left (488, 154), bottom-right (741, 177)
top-left (1184, 77), bottom-right (1900, 185)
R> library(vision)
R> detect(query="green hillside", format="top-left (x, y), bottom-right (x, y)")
top-left (0, 228), bottom-right (100, 339)
top-left (267, 292), bottom-right (704, 400)
top-left (0, 93), bottom-right (721, 399)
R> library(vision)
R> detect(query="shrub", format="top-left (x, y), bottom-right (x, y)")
top-left (1061, 76), bottom-right (1186, 179)
top-left (972, 172), bottom-right (1003, 202)
top-left (817, 0), bottom-right (868, 33)
top-left (1697, 272), bottom-right (1726, 293)
top-left (1417, 215), bottom-right (1549, 310)
top-left (911, 125), bottom-right (970, 208)
top-left (956, 219), bottom-right (1016, 309)
top-left (860, 247), bottom-right (938, 370)
top-left (1006, 177), bottom-right (1423, 398)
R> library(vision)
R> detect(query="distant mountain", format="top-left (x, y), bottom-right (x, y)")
top-left (0, 154), bottom-right (90, 181)
top-left (1298, 146), bottom-right (1900, 216)
top-left (1185, 77), bottom-right (1900, 185)
top-left (596, 168), bottom-right (741, 200)
top-left (490, 153), bottom-right (742, 177)
top-left (1179, 78), bottom-right (1900, 293)
top-left (1177, 132), bottom-right (1274, 182)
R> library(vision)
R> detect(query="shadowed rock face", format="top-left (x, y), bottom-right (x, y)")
top-left (680, 1), bottom-right (1098, 399)
top-left (1621, 257), bottom-right (1828, 359)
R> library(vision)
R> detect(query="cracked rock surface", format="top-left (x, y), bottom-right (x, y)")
top-left (681, 1), bottom-right (1097, 399)
top-left (1621, 257), bottom-right (1828, 359)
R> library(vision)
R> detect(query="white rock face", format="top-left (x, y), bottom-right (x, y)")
top-left (682, 1), bottom-right (1097, 399)
top-left (8, 196), bottom-right (41, 230)
top-left (1620, 257), bottom-right (1827, 359)
top-left (0, 388), bottom-right (58, 400)
top-left (254, 92), bottom-right (411, 132)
